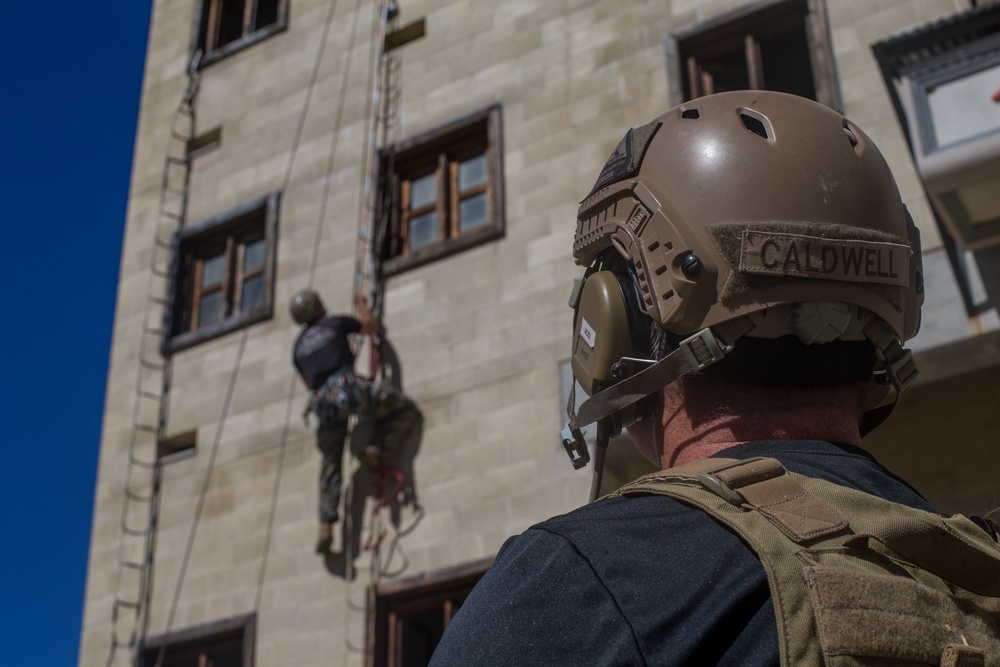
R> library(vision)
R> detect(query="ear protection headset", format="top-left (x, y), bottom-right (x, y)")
top-left (564, 250), bottom-right (655, 496)
top-left (570, 251), bottom-right (654, 429)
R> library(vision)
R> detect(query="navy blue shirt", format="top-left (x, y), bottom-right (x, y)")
top-left (293, 315), bottom-right (360, 390)
top-left (430, 440), bottom-right (936, 666)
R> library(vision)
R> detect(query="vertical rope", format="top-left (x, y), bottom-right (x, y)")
top-left (254, 0), bottom-right (364, 614)
top-left (150, 0), bottom-right (343, 663)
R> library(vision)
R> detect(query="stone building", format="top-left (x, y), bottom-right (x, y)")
top-left (80, 0), bottom-right (1000, 665)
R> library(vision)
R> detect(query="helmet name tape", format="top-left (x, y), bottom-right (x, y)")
top-left (739, 231), bottom-right (910, 287)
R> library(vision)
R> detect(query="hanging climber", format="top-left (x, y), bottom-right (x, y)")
top-left (290, 289), bottom-right (422, 555)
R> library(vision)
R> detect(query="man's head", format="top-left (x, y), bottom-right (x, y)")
top-left (568, 91), bottom-right (923, 441)
top-left (290, 289), bottom-right (326, 325)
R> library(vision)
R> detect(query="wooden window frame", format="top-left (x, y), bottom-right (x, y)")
top-left (166, 192), bottom-right (280, 354)
top-left (369, 558), bottom-right (492, 667)
top-left (138, 612), bottom-right (255, 667)
top-left (194, 0), bottom-right (289, 68)
top-left (663, 0), bottom-right (841, 110)
top-left (381, 104), bottom-right (505, 277)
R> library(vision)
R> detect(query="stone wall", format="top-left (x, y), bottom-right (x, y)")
top-left (82, 2), bottom-right (989, 666)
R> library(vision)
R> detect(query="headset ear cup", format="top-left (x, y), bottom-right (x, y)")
top-left (570, 268), bottom-right (654, 431)
top-left (571, 271), bottom-right (633, 395)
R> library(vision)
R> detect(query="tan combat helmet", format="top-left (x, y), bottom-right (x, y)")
top-left (290, 289), bottom-right (325, 325)
top-left (566, 91), bottom-right (924, 445)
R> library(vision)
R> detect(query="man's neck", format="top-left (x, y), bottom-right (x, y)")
top-left (657, 378), bottom-right (865, 468)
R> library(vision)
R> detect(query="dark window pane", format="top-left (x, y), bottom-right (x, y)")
top-left (458, 155), bottom-right (487, 191)
top-left (202, 254), bottom-right (226, 287)
top-left (409, 212), bottom-right (437, 250)
top-left (458, 193), bottom-right (488, 231)
top-left (410, 173), bottom-right (437, 210)
top-left (253, 0), bottom-right (280, 31)
top-left (398, 606), bottom-right (445, 666)
top-left (217, 0), bottom-right (247, 48)
top-left (241, 275), bottom-right (264, 310)
top-left (701, 48), bottom-right (749, 94)
top-left (198, 291), bottom-right (223, 326)
top-left (760, 28), bottom-right (816, 99)
top-left (244, 238), bottom-right (267, 272)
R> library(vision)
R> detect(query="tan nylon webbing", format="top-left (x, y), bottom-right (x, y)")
top-left (844, 516), bottom-right (1000, 597)
top-left (569, 318), bottom-right (754, 430)
top-left (610, 457), bottom-right (1000, 666)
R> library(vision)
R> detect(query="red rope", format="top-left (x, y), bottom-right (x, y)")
top-left (363, 460), bottom-right (405, 551)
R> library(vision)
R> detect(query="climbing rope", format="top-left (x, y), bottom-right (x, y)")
top-left (253, 0), bottom-right (364, 614)
top-left (151, 0), bottom-right (350, 663)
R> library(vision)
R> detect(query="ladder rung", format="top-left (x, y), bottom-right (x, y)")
top-left (125, 489), bottom-right (152, 503)
top-left (158, 210), bottom-right (183, 223)
top-left (139, 359), bottom-right (164, 372)
top-left (129, 460), bottom-right (156, 473)
top-left (128, 451), bottom-right (156, 467)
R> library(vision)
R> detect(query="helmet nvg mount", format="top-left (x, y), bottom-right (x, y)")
top-left (290, 289), bottom-right (325, 325)
top-left (563, 91), bottom-right (924, 471)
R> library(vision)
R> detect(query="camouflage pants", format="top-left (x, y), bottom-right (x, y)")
top-left (316, 415), bottom-right (350, 523)
top-left (314, 377), bottom-right (422, 523)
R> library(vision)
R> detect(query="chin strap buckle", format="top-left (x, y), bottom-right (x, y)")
top-left (863, 318), bottom-right (918, 394)
top-left (561, 422), bottom-right (590, 469)
top-left (679, 327), bottom-right (733, 372)
top-left (875, 339), bottom-right (918, 393)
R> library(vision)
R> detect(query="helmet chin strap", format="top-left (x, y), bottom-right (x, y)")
top-left (569, 318), bottom-right (755, 432)
top-left (565, 318), bottom-right (755, 502)
top-left (564, 316), bottom-right (917, 501)
top-left (859, 317), bottom-right (919, 436)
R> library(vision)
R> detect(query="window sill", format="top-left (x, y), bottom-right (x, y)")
top-left (168, 306), bottom-right (272, 354)
top-left (381, 223), bottom-right (504, 277)
top-left (199, 21), bottom-right (288, 69)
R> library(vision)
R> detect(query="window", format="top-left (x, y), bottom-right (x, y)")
top-left (913, 52), bottom-right (1000, 153)
top-left (196, 0), bottom-right (288, 65)
top-left (372, 559), bottom-right (491, 667)
top-left (873, 2), bottom-right (1000, 251)
top-left (379, 104), bottom-right (504, 276)
top-left (139, 613), bottom-right (254, 667)
top-left (166, 192), bottom-right (279, 353)
top-left (664, 0), bottom-right (840, 109)
top-left (158, 430), bottom-right (197, 462)
top-left (187, 126), bottom-right (223, 159)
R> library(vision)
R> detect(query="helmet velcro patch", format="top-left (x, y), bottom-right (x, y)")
top-left (582, 120), bottom-right (661, 201)
top-left (708, 222), bottom-right (909, 312)
top-left (739, 231), bottom-right (910, 287)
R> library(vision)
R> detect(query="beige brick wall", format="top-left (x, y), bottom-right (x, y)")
top-left (82, 1), bottom-right (995, 665)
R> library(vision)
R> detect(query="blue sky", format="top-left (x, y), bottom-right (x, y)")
top-left (1, 2), bottom-right (151, 663)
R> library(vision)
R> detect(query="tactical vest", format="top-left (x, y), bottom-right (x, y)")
top-left (608, 457), bottom-right (1000, 666)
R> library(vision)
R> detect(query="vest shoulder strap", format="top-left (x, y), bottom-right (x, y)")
top-left (609, 457), bottom-right (1000, 666)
